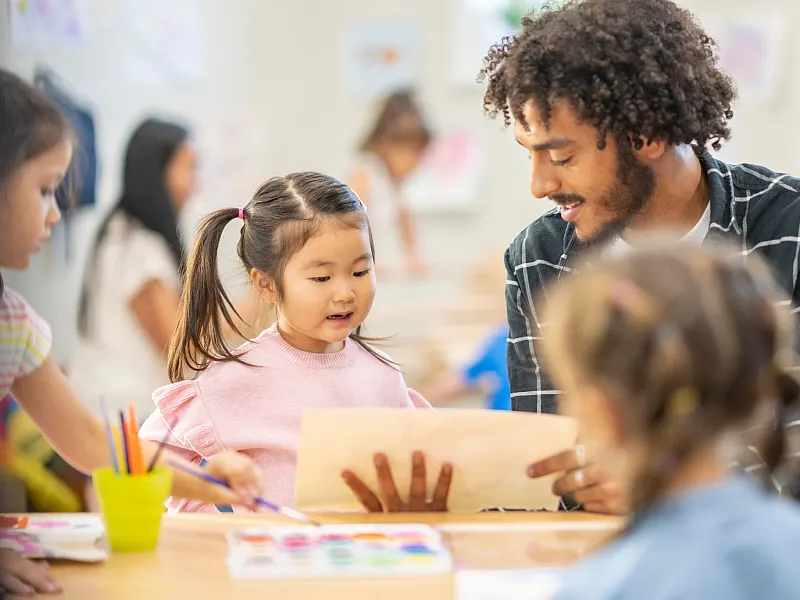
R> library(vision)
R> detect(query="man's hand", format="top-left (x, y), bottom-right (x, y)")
top-left (527, 446), bottom-right (628, 514)
top-left (342, 451), bottom-right (452, 512)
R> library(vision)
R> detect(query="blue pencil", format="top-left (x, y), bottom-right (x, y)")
top-left (119, 411), bottom-right (131, 475)
top-left (166, 459), bottom-right (318, 525)
top-left (99, 397), bottom-right (120, 475)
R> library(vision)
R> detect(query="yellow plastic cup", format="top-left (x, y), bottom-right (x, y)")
top-left (92, 467), bottom-right (172, 552)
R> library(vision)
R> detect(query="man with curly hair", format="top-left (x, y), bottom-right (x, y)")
top-left (480, 0), bottom-right (800, 512)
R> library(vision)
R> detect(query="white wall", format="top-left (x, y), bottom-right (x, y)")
top-left (2, 0), bottom-right (799, 362)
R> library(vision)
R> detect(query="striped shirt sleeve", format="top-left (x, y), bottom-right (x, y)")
top-left (1, 288), bottom-right (52, 397)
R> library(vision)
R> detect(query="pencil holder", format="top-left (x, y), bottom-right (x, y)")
top-left (92, 467), bottom-right (172, 552)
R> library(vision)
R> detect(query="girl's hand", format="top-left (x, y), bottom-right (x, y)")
top-left (0, 549), bottom-right (62, 596)
top-left (203, 451), bottom-right (264, 507)
top-left (342, 451), bottom-right (452, 512)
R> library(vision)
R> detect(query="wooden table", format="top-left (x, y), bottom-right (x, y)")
top-left (44, 511), bottom-right (620, 599)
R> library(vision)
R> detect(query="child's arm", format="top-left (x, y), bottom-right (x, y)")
top-left (11, 357), bottom-right (262, 506)
top-left (397, 206), bottom-right (425, 276)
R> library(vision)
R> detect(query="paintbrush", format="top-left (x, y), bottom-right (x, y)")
top-left (167, 459), bottom-right (319, 525)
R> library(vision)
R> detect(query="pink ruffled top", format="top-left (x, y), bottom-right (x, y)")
top-left (138, 325), bottom-right (430, 513)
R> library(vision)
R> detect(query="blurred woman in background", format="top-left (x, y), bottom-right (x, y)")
top-left (349, 90), bottom-right (431, 279)
top-left (70, 119), bottom-right (195, 418)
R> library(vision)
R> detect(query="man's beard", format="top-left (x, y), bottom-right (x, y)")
top-left (582, 144), bottom-right (656, 250)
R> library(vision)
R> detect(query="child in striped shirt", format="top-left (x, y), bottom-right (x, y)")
top-left (0, 68), bottom-right (264, 596)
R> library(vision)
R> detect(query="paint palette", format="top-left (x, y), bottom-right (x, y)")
top-left (0, 515), bottom-right (108, 562)
top-left (226, 524), bottom-right (452, 578)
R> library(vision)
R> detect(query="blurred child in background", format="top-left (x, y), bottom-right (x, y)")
top-left (420, 325), bottom-right (510, 411)
top-left (544, 244), bottom-right (800, 600)
top-left (0, 68), bottom-right (263, 597)
top-left (349, 90), bottom-right (431, 279)
top-left (71, 118), bottom-right (196, 419)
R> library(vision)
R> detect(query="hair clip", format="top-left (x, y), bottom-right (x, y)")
top-left (609, 279), bottom-right (641, 311)
top-left (668, 386), bottom-right (698, 418)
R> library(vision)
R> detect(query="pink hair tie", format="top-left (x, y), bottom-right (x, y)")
top-left (238, 207), bottom-right (245, 220)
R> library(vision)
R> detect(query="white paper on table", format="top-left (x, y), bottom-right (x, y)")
top-left (456, 569), bottom-right (564, 600)
top-left (295, 409), bottom-right (578, 512)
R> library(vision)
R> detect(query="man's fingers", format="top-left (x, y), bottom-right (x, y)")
top-left (552, 465), bottom-right (603, 496)
top-left (341, 470), bottom-right (383, 512)
top-left (527, 447), bottom-right (582, 478)
top-left (408, 451), bottom-right (428, 511)
top-left (374, 453), bottom-right (404, 511)
top-left (430, 463), bottom-right (453, 512)
top-left (572, 483), bottom-right (612, 506)
top-left (578, 481), bottom-right (628, 515)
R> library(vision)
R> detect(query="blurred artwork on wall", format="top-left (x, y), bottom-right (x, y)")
top-left (404, 129), bottom-right (484, 214)
top-left (449, 0), bottom-right (542, 87)
top-left (700, 13), bottom-right (784, 105)
top-left (10, 0), bottom-right (86, 48)
top-left (344, 21), bottom-right (422, 100)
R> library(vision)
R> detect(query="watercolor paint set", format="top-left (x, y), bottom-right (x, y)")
top-left (0, 514), bottom-right (108, 562)
top-left (226, 524), bottom-right (452, 579)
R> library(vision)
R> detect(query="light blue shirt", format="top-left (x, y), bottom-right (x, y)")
top-left (555, 476), bottom-right (800, 600)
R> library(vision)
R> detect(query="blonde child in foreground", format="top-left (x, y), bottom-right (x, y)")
top-left (0, 69), bottom-right (263, 596)
top-left (546, 245), bottom-right (800, 600)
top-left (139, 171), bottom-right (452, 513)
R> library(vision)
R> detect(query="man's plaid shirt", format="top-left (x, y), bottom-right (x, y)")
top-left (505, 152), bottom-right (800, 499)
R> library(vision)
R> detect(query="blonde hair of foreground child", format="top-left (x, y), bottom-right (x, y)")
top-left (541, 242), bottom-right (800, 516)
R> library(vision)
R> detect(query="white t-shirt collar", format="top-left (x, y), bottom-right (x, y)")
top-left (607, 200), bottom-right (711, 255)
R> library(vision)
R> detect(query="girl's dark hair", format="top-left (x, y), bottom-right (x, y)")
top-left (0, 68), bottom-right (71, 199)
top-left (543, 243), bottom-right (800, 515)
top-left (78, 119), bottom-right (189, 336)
top-left (0, 68), bottom-right (72, 293)
top-left (359, 90), bottom-right (432, 152)
top-left (168, 171), bottom-right (390, 382)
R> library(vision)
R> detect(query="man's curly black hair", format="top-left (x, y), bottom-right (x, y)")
top-left (478, 0), bottom-right (737, 152)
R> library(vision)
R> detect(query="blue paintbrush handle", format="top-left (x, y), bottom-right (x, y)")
top-left (167, 460), bottom-right (281, 511)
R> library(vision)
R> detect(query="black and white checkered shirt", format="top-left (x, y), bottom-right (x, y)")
top-left (505, 152), bottom-right (800, 499)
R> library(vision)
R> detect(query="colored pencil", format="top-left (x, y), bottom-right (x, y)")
top-left (99, 397), bottom-right (120, 475)
top-left (166, 459), bottom-right (319, 525)
top-left (127, 404), bottom-right (144, 475)
top-left (119, 411), bottom-right (131, 475)
top-left (146, 413), bottom-right (182, 473)
top-left (146, 426), bottom-right (170, 473)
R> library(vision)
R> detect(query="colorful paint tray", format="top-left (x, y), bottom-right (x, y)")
top-left (226, 524), bottom-right (452, 579)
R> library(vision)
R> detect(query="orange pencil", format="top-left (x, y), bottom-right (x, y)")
top-left (126, 404), bottom-right (144, 475)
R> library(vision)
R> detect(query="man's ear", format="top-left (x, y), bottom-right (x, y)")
top-left (632, 136), bottom-right (667, 162)
top-left (250, 268), bottom-right (277, 304)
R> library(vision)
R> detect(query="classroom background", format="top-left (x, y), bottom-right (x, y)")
top-left (0, 0), bottom-right (796, 408)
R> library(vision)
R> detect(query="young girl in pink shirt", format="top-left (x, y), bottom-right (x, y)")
top-left (139, 172), bottom-right (451, 513)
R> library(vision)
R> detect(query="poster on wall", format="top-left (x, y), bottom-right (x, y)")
top-left (449, 0), bottom-right (541, 87)
top-left (10, 0), bottom-right (86, 48)
top-left (344, 21), bottom-right (422, 100)
top-left (699, 14), bottom-right (784, 105)
top-left (404, 129), bottom-right (484, 214)
top-left (120, 0), bottom-right (204, 86)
